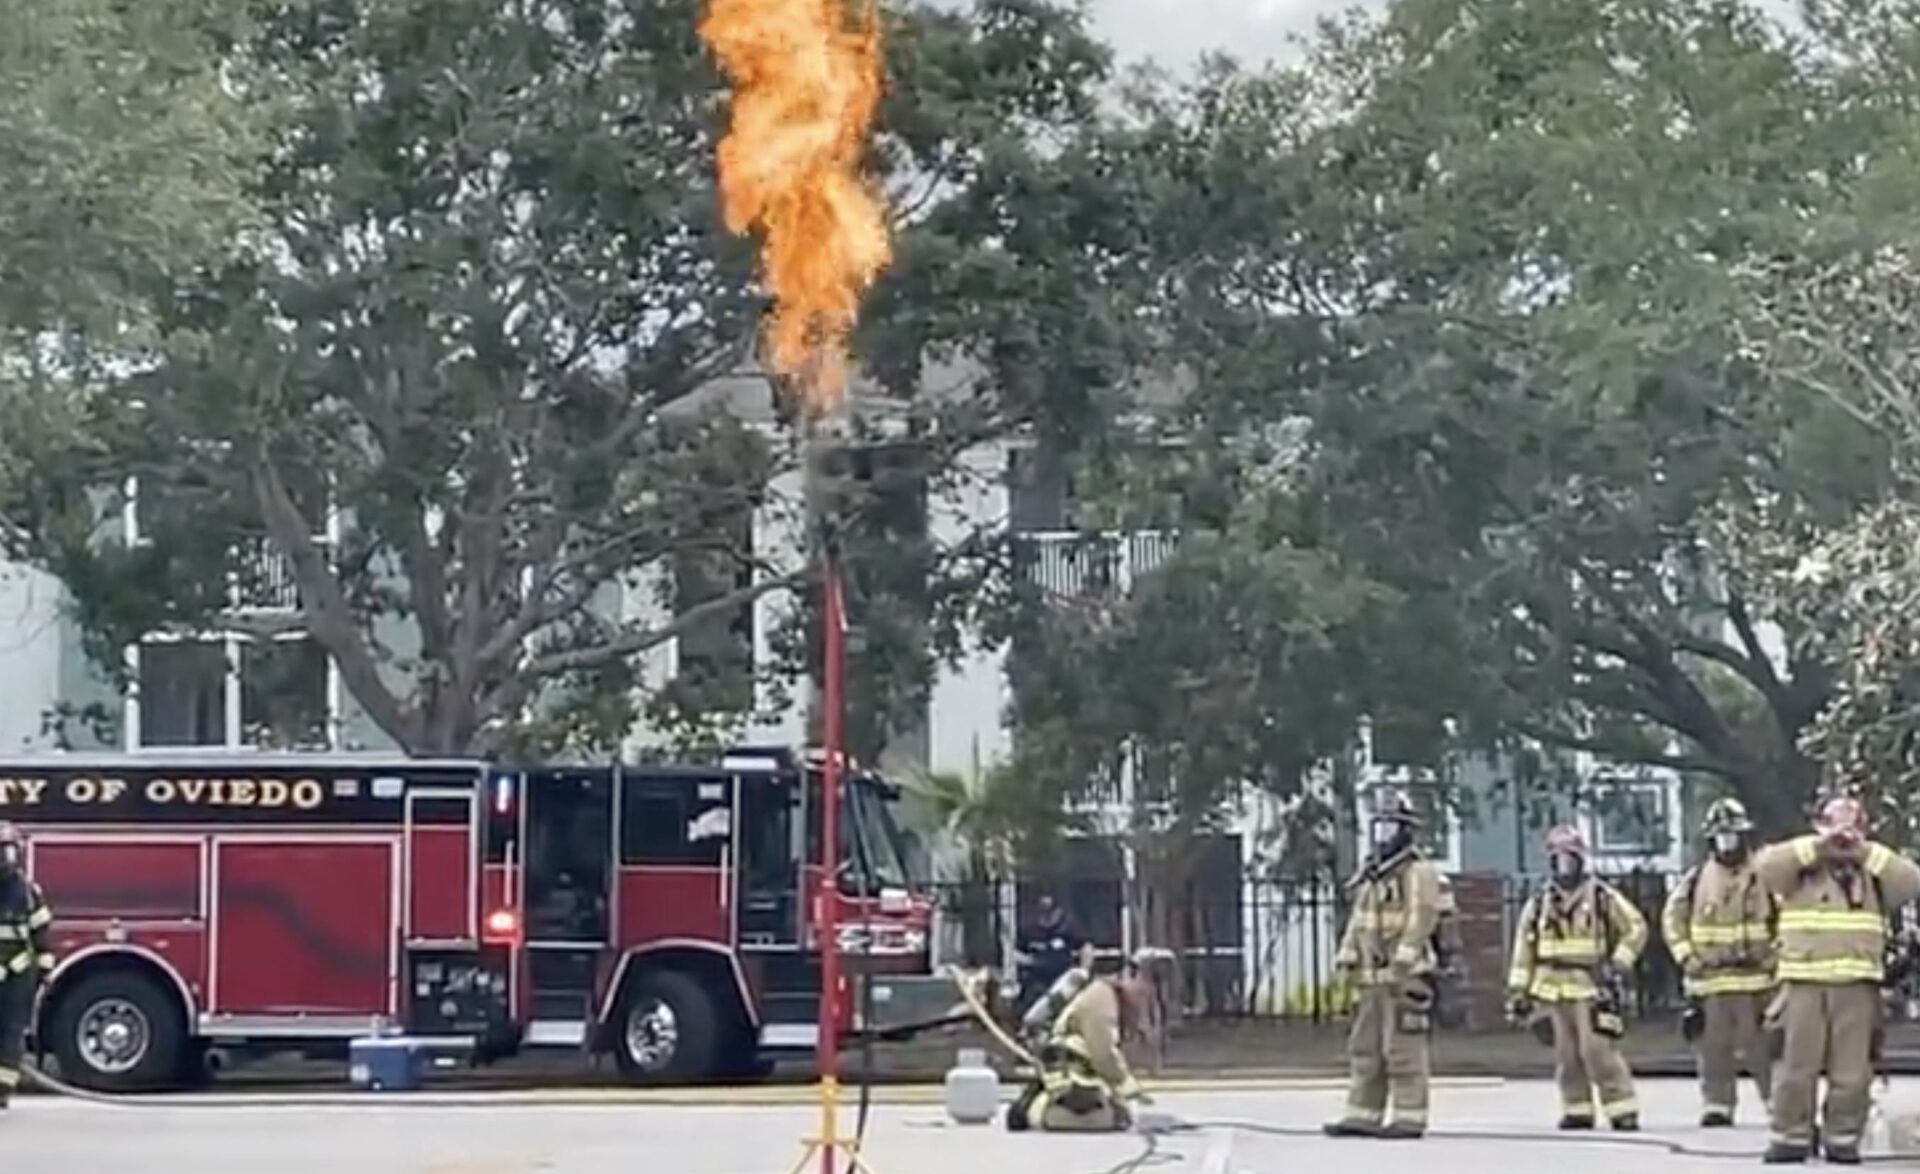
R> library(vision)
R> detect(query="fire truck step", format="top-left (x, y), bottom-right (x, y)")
top-left (525, 1020), bottom-right (588, 1047)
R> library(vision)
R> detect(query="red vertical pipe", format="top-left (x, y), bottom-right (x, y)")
top-left (818, 554), bottom-right (847, 1174)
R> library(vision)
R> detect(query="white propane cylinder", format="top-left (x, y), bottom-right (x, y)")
top-left (944, 1047), bottom-right (1001, 1125)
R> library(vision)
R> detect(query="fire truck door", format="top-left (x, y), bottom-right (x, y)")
top-left (403, 789), bottom-right (477, 942)
top-left (522, 770), bottom-right (614, 945)
top-left (520, 769), bottom-right (614, 1038)
top-left (737, 772), bottom-right (802, 948)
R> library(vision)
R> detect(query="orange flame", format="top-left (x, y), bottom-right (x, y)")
top-left (701, 0), bottom-right (892, 415)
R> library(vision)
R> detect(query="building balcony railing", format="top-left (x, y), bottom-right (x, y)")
top-left (1017, 529), bottom-right (1178, 600)
top-left (232, 538), bottom-right (326, 613)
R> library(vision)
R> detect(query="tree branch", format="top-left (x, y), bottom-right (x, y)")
top-left (1516, 721), bottom-right (1736, 779)
top-left (472, 571), bottom-right (807, 730)
top-left (249, 446), bottom-right (420, 748)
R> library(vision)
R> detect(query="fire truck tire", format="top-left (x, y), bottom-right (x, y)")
top-left (613, 969), bottom-right (721, 1083)
top-left (47, 969), bottom-right (187, 1092)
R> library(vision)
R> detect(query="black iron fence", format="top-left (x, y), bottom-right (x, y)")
top-left (925, 867), bottom-right (1693, 1025)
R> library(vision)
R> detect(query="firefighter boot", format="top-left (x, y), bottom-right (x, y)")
top-left (1824, 1138), bottom-right (1863, 1166)
top-left (1701, 1110), bottom-right (1734, 1128)
top-left (1610, 1113), bottom-right (1640, 1132)
top-left (1379, 1120), bottom-right (1426, 1139)
top-left (1557, 1115), bottom-right (1595, 1131)
top-left (1321, 1120), bottom-right (1382, 1138)
top-left (1761, 1141), bottom-right (1810, 1165)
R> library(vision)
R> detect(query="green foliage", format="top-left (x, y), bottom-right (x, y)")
top-left (998, 0), bottom-right (1920, 838)
top-left (0, 0), bottom-right (1124, 757)
top-left (0, 0), bottom-right (262, 343)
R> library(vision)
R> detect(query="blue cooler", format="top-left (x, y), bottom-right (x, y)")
top-left (349, 1035), bottom-right (427, 1092)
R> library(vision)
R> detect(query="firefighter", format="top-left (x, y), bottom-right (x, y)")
top-left (1506, 824), bottom-right (1646, 1131)
top-left (1754, 795), bottom-right (1920, 1165)
top-left (1663, 796), bottom-right (1777, 1128)
top-left (0, 822), bottom-right (52, 1108)
top-left (1005, 967), bottom-right (1150, 1133)
top-left (1322, 787), bottom-right (1442, 1140)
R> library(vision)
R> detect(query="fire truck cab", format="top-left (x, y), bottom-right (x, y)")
top-left (1, 745), bottom-right (938, 1090)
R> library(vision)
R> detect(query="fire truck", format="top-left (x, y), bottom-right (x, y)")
top-left (0, 745), bottom-right (941, 1090)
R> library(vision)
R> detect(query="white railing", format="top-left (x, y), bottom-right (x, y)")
top-left (1019, 529), bottom-right (1178, 599)
top-left (232, 539), bottom-right (325, 613)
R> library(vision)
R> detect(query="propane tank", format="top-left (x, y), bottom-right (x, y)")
top-left (944, 1047), bottom-right (1001, 1125)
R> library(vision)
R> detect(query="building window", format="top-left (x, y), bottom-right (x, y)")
top-left (136, 639), bottom-right (228, 747)
top-left (240, 638), bottom-right (331, 749)
top-left (1589, 778), bottom-right (1672, 856)
top-left (132, 634), bottom-right (334, 750)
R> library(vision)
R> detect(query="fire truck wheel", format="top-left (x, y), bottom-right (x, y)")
top-left (613, 969), bottom-right (720, 1083)
top-left (49, 969), bottom-right (187, 1092)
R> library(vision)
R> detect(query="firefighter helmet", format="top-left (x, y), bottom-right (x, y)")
top-left (1544, 823), bottom-right (1588, 859)
top-left (1368, 787), bottom-right (1423, 828)
top-left (1701, 797), bottom-right (1754, 836)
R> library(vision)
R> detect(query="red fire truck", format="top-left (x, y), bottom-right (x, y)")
top-left (0, 744), bottom-right (941, 1090)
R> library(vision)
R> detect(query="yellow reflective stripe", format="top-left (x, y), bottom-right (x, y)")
top-left (1506, 968), bottom-right (1531, 989)
top-left (1778, 958), bottom-right (1882, 982)
top-left (25, 905), bottom-right (50, 930)
top-left (1689, 972), bottom-right (1776, 996)
top-left (0, 926), bottom-right (22, 942)
top-left (1793, 837), bottom-right (1820, 866)
top-left (1527, 977), bottom-right (1600, 1001)
top-left (4, 952), bottom-right (27, 974)
top-left (0, 1068), bottom-right (17, 1089)
top-left (1602, 1094), bottom-right (1639, 1118)
top-left (1689, 924), bottom-right (1771, 944)
top-left (33, 953), bottom-right (53, 970)
top-left (1536, 941), bottom-right (1602, 958)
top-left (1867, 844), bottom-right (1895, 876)
top-left (1391, 943), bottom-right (1423, 965)
top-left (1777, 909), bottom-right (1883, 932)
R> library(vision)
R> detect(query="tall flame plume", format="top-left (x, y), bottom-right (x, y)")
top-left (700, 0), bottom-right (892, 415)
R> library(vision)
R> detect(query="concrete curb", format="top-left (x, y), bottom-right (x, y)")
top-left (25, 1075), bottom-right (1508, 1110)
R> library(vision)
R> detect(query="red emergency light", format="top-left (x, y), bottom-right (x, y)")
top-left (482, 907), bottom-right (521, 944)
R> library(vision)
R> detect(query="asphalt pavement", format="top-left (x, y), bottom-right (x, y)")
top-left (16, 1075), bottom-right (1920, 1172)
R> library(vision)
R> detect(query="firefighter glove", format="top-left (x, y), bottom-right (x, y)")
top-left (1506, 993), bottom-right (1532, 1023)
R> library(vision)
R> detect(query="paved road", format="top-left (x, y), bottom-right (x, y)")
top-left (4, 1076), bottom-right (1911, 1171)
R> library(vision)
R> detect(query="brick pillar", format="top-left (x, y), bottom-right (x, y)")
top-left (1450, 871), bottom-right (1509, 1030)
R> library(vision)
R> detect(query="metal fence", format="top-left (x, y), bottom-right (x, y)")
top-left (926, 867), bottom-right (1693, 1025)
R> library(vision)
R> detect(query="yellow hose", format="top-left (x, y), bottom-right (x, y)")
top-left (940, 964), bottom-right (1041, 1069)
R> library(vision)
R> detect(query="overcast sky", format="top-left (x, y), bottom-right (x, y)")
top-left (1078, 0), bottom-right (1799, 72)
top-left (1084, 0), bottom-right (1383, 71)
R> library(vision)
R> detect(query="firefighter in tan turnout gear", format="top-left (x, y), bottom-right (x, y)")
top-left (1755, 795), bottom-right (1920, 1166)
top-left (1323, 788), bottom-right (1443, 1139)
top-left (0, 822), bottom-right (52, 1108)
top-left (1005, 964), bottom-right (1150, 1133)
top-left (1507, 824), bottom-right (1647, 1131)
top-left (1663, 797), bottom-right (1777, 1128)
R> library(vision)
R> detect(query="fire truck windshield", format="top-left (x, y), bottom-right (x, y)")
top-left (847, 779), bottom-right (911, 891)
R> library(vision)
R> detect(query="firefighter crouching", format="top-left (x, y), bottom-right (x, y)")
top-left (1323, 788), bottom-right (1442, 1140)
top-left (1507, 824), bottom-right (1646, 1131)
top-left (1005, 961), bottom-right (1151, 1132)
top-left (1755, 796), bottom-right (1920, 1166)
top-left (1663, 797), bottom-right (1777, 1128)
top-left (0, 822), bottom-right (52, 1108)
